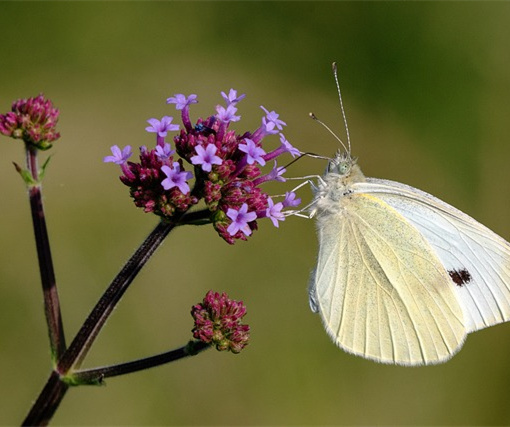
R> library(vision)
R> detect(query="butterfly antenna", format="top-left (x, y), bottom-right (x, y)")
top-left (309, 112), bottom-right (349, 154)
top-left (332, 62), bottom-right (351, 155)
top-left (281, 151), bottom-right (330, 170)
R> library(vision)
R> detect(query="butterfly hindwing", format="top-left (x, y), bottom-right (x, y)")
top-left (354, 178), bottom-right (510, 333)
top-left (310, 191), bottom-right (466, 365)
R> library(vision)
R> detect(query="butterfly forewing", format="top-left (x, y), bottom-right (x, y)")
top-left (311, 192), bottom-right (466, 365)
top-left (354, 178), bottom-right (510, 333)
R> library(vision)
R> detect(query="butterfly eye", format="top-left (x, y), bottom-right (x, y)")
top-left (328, 160), bottom-right (350, 175)
top-left (338, 162), bottom-right (350, 175)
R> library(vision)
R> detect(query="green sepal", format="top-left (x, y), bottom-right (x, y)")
top-left (32, 140), bottom-right (53, 151)
top-left (212, 209), bottom-right (227, 223)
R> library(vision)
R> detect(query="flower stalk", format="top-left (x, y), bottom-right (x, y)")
top-left (23, 219), bottom-right (176, 425)
top-left (57, 219), bottom-right (178, 372)
top-left (4, 88), bottom-right (290, 426)
top-left (25, 144), bottom-right (67, 362)
top-left (69, 341), bottom-right (211, 385)
top-left (23, 210), bottom-right (214, 425)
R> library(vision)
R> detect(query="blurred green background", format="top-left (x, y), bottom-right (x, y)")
top-left (2, 2), bottom-right (510, 425)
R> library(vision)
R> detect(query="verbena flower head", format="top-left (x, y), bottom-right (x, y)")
top-left (191, 290), bottom-right (250, 354)
top-left (0, 94), bottom-right (60, 149)
top-left (105, 89), bottom-right (301, 243)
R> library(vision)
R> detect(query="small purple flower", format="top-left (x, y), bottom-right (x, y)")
top-left (265, 197), bottom-right (285, 227)
top-left (252, 161), bottom-right (286, 186)
top-left (216, 104), bottom-right (241, 123)
top-left (261, 119), bottom-right (278, 135)
top-left (103, 145), bottom-right (132, 165)
top-left (190, 144), bottom-right (223, 172)
top-left (239, 138), bottom-right (266, 166)
top-left (270, 161), bottom-right (286, 182)
top-left (191, 290), bottom-right (250, 354)
top-left (168, 94), bottom-right (198, 132)
top-left (262, 134), bottom-right (300, 163)
top-left (145, 116), bottom-right (179, 137)
top-left (261, 106), bottom-right (286, 130)
top-left (161, 162), bottom-right (193, 194)
top-left (282, 191), bottom-right (301, 208)
top-left (221, 89), bottom-right (246, 106)
top-left (155, 142), bottom-right (175, 160)
top-left (226, 203), bottom-right (257, 236)
top-left (279, 133), bottom-right (301, 158)
top-left (167, 94), bottom-right (198, 110)
top-left (250, 116), bottom-right (279, 144)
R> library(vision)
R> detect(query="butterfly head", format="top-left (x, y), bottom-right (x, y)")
top-left (322, 150), bottom-right (365, 187)
top-left (327, 151), bottom-right (355, 176)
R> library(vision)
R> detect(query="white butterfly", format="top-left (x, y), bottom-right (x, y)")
top-left (307, 64), bottom-right (510, 366)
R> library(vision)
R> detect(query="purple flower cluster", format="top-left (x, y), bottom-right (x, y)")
top-left (0, 94), bottom-right (60, 149)
top-left (104, 89), bottom-right (301, 243)
top-left (191, 290), bottom-right (250, 354)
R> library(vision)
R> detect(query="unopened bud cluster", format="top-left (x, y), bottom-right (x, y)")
top-left (191, 290), bottom-right (250, 353)
top-left (0, 94), bottom-right (60, 149)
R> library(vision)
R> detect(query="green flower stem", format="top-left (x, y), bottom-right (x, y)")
top-left (70, 341), bottom-right (211, 385)
top-left (25, 144), bottom-right (66, 361)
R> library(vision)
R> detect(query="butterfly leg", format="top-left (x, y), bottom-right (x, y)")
top-left (280, 176), bottom-right (326, 218)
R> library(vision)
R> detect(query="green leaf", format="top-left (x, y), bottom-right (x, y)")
top-left (39, 155), bottom-right (52, 180)
top-left (12, 162), bottom-right (37, 186)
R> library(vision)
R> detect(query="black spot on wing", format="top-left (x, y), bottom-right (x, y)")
top-left (448, 268), bottom-right (472, 287)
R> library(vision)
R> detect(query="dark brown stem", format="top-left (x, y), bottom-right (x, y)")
top-left (23, 210), bottom-right (212, 425)
top-left (22, 371), bottom-right (69, 426)
top-left (58, 220), bottom-right (175, 372)
top-left (23, 220), bottom-right (174, 425)
top-left (72, 341), bottom-right (210, 384)
top-left (25, 144), bottom-right (66, 360)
